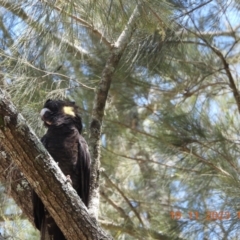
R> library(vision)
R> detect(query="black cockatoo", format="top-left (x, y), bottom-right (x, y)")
top-left (32, 99), bottom-right (91, 240)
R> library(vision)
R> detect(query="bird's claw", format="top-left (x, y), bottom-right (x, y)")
top-left (65, 175), bottom-right (72, 185)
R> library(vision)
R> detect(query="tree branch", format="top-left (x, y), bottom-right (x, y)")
top-left (103, 147), bottom-right (200, 172)
top-left (100, 220), bottom-right (182, 240)
top-left (180, 18), bottom-right (239, 114)
top-left (40, 0), bottom-right (112, 49)
top-left (204, 42), bottom-right (240, 114)
top-left (88, 3), bottom-right (142, 219)
top-left (0, 1), bottom-right (92, 60)
top-left (0, 213), bottom-right (26, 222)
top-left (0, 151), bottom-right (34, 225)
top-left (100, 190), bottom-right (133, 224)
top-left (0, 89), bottom-right (112, 240)
top-left (102, 172), bottom-right (144, 226)
top-left (174, 0), bottom-right (213, 20)
top-left (183, 15), bottom-right (240, 114)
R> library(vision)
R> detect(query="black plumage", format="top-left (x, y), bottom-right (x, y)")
top-left (32, 99), bottom-right (91, 240)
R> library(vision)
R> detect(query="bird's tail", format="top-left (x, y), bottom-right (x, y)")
top-left (41, 209), bottom-right (66, 240)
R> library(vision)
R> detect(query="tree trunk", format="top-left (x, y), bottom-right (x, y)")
top-left (0, 3), bottom-right (142, 239)
top-left (88, 3), bottom-right (142, 219)
top-left (0, 89), bottom-right (112, 240)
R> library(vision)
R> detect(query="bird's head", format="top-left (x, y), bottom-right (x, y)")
top-left (40, 99), bottom-right (82, 133)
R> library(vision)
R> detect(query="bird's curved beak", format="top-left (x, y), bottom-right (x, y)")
top-left (40, 108), bottom-right (52, 125)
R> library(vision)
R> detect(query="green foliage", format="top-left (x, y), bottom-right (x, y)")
top-left (0, 184), bottom-right (39, 239)
top-left (0, 0), bottom-right (240, 239)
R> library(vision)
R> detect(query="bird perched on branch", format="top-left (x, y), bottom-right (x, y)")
top-left (32, 99), bottom-right (91, 240)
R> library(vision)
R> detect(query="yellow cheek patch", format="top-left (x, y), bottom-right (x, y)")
top-left (63, 106), bottom-right (75, 116)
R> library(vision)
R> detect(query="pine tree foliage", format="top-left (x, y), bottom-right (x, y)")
top-left (0, 184), bottom-right (39, 239)
top-left (0, 0), bottom-right (240, 239)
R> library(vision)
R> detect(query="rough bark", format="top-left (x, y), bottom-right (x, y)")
top-left (88, 3), bottom-right (142, 219)
top-left (0, 89), bottom-right (112, 240)
top-left (0, 150), bottom-right (34, 224)
top-left (0, 2), bottom-right (142, 238)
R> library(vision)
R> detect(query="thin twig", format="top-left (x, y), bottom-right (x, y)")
top-left (99, 220), bottom-right (183, 240)
top-left (182, 147), bottom-right (231, 177)
top-left (185, 16), bottom-right (240, 114)
top-left (103, 147), bottom-right (200, 173)
top-left (100, 190), bottom-right (133, 224)
top-left (174, 0), bottom-right (213, 20)
top-left (102, 172), bottom-right (144, 226)
top-left (41, 0), bottom-right (112, 48)
top-left (0, 2), bottom-right (94, 61)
